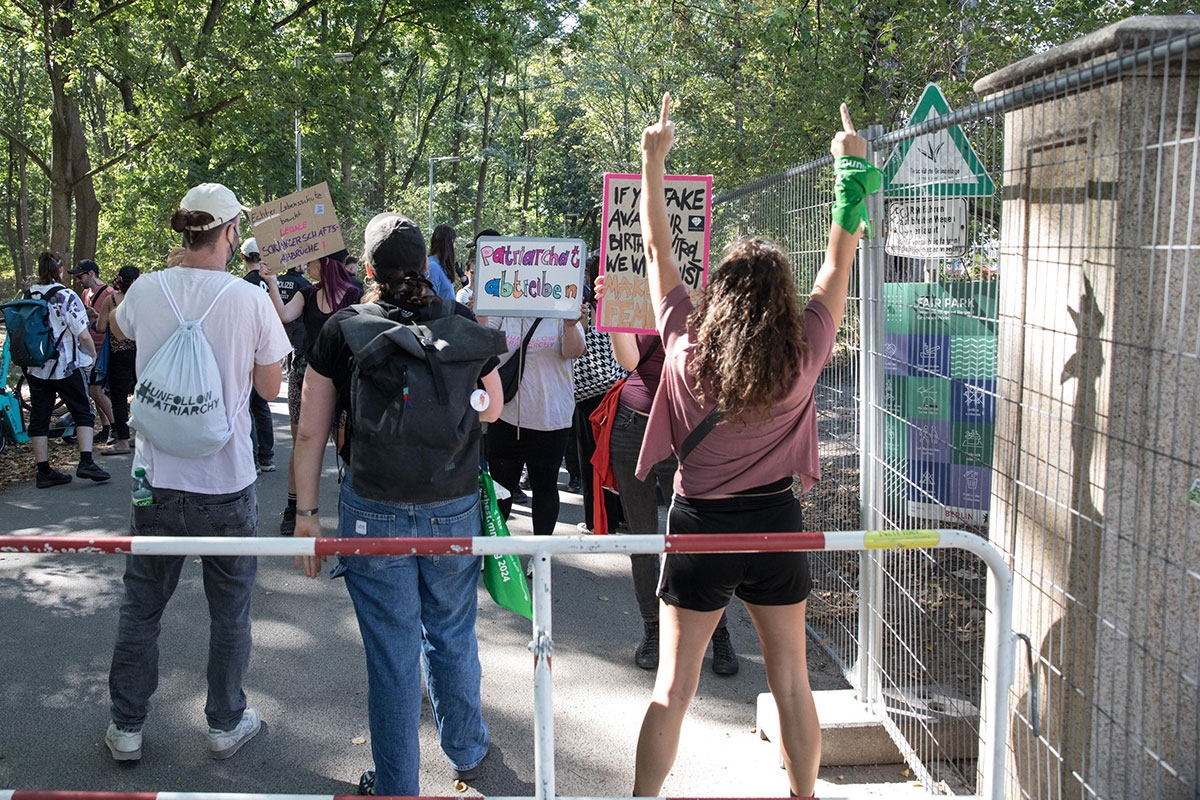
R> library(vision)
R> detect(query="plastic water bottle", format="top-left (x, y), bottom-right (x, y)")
top-left (131, 467), bottom-right (153, 507)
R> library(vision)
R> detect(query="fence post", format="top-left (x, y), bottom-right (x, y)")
top-left (855, 125), bottom-right (887, 710)
top-left (530, 552), bottom-right (555, 800)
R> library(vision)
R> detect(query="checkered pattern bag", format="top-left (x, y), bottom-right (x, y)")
top-left (574, 324), bottom-right (624, 403)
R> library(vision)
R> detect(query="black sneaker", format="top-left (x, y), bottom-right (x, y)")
top-left (635, 622), bottom-right (659, 670)
top-left (510, 487), bottom-right (530, 505)
top-left (107, 429), bottom-right (120, 446)
top-left (280, 505), bottom-right (296, 536)
top-left (710, 627), bottom-right (739, 676)
top-left (566, 475), bottom-right (582, 493)
top-left (357, 768), bottom-right (375, 795)
top-left (76, 461), bottom-right (111, 483)
top-left (36, 469), bottom-right (73, 489)
top-left (257, 457), bottom-right (277, 473)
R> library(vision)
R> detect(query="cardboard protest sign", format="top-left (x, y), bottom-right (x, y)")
top-left (248, 182), bottom-right (345, 274)
top-left (598, 173), bottom-right (712, 333)
top-left (473, 237), bottom-right (586, 319)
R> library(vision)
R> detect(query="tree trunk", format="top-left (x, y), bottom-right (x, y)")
top-left (16, 150), bottom-right (32, 284)
top-left (69, 98), bottom-right (99, 261)
top-left (473, 65), bottom-right (496, 239)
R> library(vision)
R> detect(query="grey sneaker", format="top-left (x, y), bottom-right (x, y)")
top-left (105, 722), bottom-right (142, 761)
top-left (207, 708), bottom-right (261, 760)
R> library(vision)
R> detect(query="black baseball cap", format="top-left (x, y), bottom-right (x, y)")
top-left (68, 259), bottom-right (99, 275)
top-left (363, 213), bottom-right (426, 275)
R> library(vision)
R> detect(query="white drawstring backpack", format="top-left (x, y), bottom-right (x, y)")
top-left (130, 277), bottom-right (243, 457)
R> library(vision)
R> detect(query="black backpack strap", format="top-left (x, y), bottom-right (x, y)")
top-left (37, 285), bottom-right (69, 365)
top-left (86, 284), bottom-right (108, 308)
top-left (679, 408), bottom-right (722, 462)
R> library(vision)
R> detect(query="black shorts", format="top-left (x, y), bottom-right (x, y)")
top-left (25, 369), bottom-right (95, 436)
top-left (659, 486), bottom-right (812, 611)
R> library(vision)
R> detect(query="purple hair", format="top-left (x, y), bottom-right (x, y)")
top-left (315, 257), bottom-right (358, 310)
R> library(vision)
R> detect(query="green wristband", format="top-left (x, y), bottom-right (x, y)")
top-left (832, 155), bottom-right (883, 236)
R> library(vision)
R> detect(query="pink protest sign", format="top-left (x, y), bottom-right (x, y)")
top-left (598, 173), bottom-right (712, 334)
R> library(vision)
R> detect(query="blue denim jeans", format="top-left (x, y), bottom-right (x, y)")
top-left (333, 476), bottom-right (489, 796)
top-left (108, 483), bottom-right (258, 732)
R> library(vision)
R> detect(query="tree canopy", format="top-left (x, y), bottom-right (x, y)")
top-left (0, 0), bottom-right (1191, 287)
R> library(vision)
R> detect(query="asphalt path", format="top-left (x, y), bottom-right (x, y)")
top-left (0, 397), bottom-right (917, 798)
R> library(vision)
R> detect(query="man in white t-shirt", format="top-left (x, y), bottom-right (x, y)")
top-left (104, 182), bottom-right (291, 765)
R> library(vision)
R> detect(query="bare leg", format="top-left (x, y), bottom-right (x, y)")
top-left (76, 425), bottom-right (95, 454)
top-left (34, 428), bottom-right (95, 461)
top-left (89, 384), bottom-right (114, 428)
top-left (287, 422), bottom-right (298, 495)
top-left (633, 602), bottom-right (723, 796)
top-left (745, 600), bottom-right (820, 797)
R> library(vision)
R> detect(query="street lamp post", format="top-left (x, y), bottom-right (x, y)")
top-left (429, 155), bottom-right (462, 228)
top-left (295, 52), bottom-right (354, 192)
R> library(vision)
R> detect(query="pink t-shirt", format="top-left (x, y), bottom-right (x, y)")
top-left (635, 283), bottom-right (835, 497)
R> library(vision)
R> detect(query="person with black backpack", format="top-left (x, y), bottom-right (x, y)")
top-left (18, 251), bottom-right (110, 488)
top-left (291, 212), bottom-right (507, 796)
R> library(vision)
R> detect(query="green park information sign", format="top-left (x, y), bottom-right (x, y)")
top-left (882, 281), bottom-right (998, 525)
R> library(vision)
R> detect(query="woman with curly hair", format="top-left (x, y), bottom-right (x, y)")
top-left (631, 97), bottom-right (879, 799)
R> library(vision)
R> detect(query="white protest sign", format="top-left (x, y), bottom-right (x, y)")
top-left (473, 237), bottom-right (586, 319)
top-left (248, 182), bottom-right (345, 274)
top-left (598, 173), bottom-right (711, 333)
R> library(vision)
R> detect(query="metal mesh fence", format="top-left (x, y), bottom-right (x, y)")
top-left (712, 17), bottom-right (1200, 799)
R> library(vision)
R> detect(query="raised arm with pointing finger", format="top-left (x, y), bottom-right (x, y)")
top-left (631, 97), bottom-right (882, 800)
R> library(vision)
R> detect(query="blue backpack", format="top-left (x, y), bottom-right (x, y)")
top-left (1, 286), bottom-right (66, 368)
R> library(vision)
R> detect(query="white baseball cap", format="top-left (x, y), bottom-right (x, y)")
top-left (241, 237), bottom-right (260, 256)
top-left (179, 183), bottom-right (249, 231)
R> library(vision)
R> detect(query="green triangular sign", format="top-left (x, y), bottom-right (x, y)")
top-left (883, 84), bottom-right (995, 198)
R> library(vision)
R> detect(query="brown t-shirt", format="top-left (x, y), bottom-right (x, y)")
top-left (636, 283), bottom-right (835, 497)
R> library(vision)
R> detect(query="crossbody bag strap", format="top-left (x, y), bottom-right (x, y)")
top-left (634, 337), bottom-right (660, 371)
top-left (519, 317), bottom-right (543, 354)
top-left (513, 316), bottom-right (543, 376)
top-left (679, 408), bottom-right (722, 463)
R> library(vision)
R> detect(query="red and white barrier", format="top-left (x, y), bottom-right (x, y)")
top-left (0, 530), bottom-right (1013, 800)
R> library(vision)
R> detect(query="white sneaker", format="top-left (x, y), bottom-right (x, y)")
top-left (207, 707), bottom-right (262, 760)
top-left (105, 722), bottom-right (142, 761)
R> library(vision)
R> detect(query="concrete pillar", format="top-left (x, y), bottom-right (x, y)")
top-left (975, 16), bottom-right (1200, 799)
